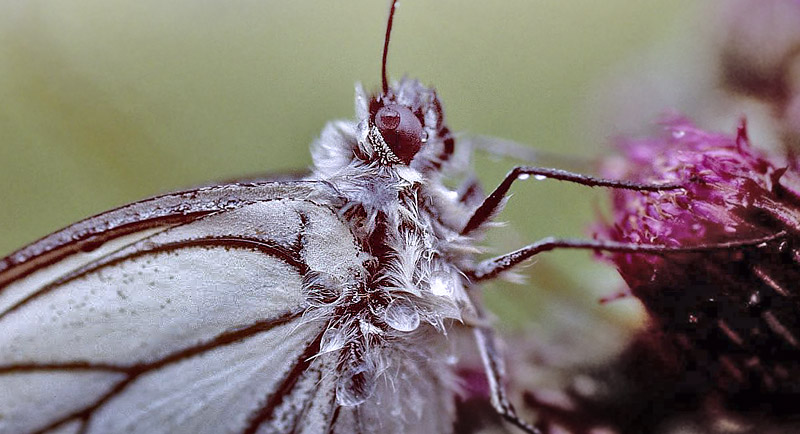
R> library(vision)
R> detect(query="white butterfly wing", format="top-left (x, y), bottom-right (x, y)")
top-left (0, 182), bottom-right (381, 434)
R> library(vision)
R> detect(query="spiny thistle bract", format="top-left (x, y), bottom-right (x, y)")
top-left (598, 118), bottom-right (800, 421)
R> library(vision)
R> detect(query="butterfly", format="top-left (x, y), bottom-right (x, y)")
top-left (2, 2), bottom-right (782, 434)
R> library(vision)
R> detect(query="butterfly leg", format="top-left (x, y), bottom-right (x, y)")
top-left (472, 307), bottom-right (542, 434)
top-left (468, 232), bottom-right (787, 282)
top-left (460, 166), bottom-right (685, 235)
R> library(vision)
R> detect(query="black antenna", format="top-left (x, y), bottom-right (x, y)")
top-left (382, 0), bottom-right (398, 95)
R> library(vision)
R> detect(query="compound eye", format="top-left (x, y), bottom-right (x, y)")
top-left (375, 104), bottom-right (424, 164)
top-left (376, 107), bottom-right (401, 130)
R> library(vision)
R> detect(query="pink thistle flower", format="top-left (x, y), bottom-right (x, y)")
top-left (598, 118), bottom-right (800, 416)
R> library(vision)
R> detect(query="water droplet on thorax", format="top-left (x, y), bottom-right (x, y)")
top-left (429, 272), bottom-right (455, 297)
top-left (384, 298), bottom-right (420, 332)
top-left (336, 362), bottom-right (377, 406)
top-left (320, 327), bottom-right (346, 353)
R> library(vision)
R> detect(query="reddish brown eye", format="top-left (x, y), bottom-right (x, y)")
top-left (375, 104), bottom-right (424, 164)
top-left (377, 108), bottom-right (401, 130)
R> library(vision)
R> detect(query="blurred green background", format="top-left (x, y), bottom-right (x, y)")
top-left (0, 0), bottom-right (699, 331)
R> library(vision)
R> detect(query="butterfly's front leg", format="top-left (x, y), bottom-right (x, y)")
top-left (460, 166), bottom-right (685, 235)
top-left (467, 232), bottom-right (787, 282)
top-left (470, 302), bottom-right (542, 434)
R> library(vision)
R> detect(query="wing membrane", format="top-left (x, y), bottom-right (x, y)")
top-left (0, 182), bottom-right (338, 289)
top-left (0, 182), bottom-right (371, 434)
top-left (0, 371), bottom-right (125, 434)
top-left (87, 321), bottom-right (324, 434)
top-left (0, 245), bottom-right (307, 366)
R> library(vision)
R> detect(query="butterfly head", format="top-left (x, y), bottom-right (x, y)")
top-left (360, 0), bottom-right (451, 168)
top-left (365, 79), bottom-right (446, 166)
top-left (311, 1), bottom-right (453, 176)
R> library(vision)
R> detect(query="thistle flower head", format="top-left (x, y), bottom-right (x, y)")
top-left (597, 118), bottom-right (800, 413)
top-left (602, 118), bottom-right (799, 290)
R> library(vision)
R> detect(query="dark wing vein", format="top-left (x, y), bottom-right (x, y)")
top-left (0, 236), bottom-right (306, 320)
top-left (243, 331), bottom-right (325, 434)
top-left (0, 181), bottom-right (338, 289)
top-left (327, 405), bottom-right (343, 434)
top-left (25, 310), bottom-right (304, 434)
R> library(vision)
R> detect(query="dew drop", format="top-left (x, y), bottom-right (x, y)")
top-left (748, 291), bottom-right (761, 307)
top-left (384, 298), bottom-right (420, 332)
top-left (320, 327), bottom-right (346, 353)
top-left (672, 130), bottom-right (686, 138)
top-left (429, 272), bottom-right (455, 297)
top-left (336, 362), bottom-right (377, 406)
top-left (517, 173), bottom-right (530, 180)
top-left (534, 174), bottom-right (547, 180)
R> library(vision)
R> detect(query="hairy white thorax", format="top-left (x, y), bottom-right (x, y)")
top-left (304, 81), bottom-right (481, 426)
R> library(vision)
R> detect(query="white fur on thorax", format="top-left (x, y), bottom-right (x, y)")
top-left (309, 83), bottom-right (473, 320)
top-left (304, 82), bottom-right (479, 421)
